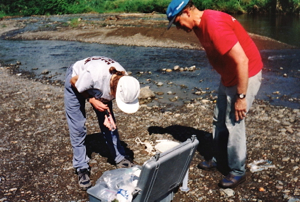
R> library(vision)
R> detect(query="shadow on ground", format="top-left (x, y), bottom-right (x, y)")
top-left (85, 132), bottom-right (135, 166)
top-left (148, 125), bottom-right (230, 175)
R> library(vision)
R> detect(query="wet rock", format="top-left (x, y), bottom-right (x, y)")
top-left (155, 92), bottom-right (164, 96)
top-left (156, 82), bottom-right (163, 87)
top-left (139, 86), bottom-right (155, 99)
top-left (188, 65), bottom-right (196, 71)
top-left (173, 65), bottom-right (180, 71)
top-left (41, 69), bottom-right (50, 75)
top-left (169, 96), bottom-right (178, 102)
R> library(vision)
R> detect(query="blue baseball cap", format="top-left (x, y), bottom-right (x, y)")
top-left (166, 0), bottom-right (189, 29)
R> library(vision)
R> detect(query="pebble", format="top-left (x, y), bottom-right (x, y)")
top-left (41, 69), bottom-right (50, 74)
top-left (173, 65), bottom-right (180, 71)
top-left (220, 188), bottom-right (235, 197)
top-left (282, 157), bottom-right (290, 162)
top-left (156, 82), bottom-right (163, 86)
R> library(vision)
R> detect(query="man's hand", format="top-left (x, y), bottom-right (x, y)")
top-left (104, 114), bottom-right (117, 131)
top-left (235, 98), bottom-right (247, 121)
top-left (89, 98), bottom-right (108, 112)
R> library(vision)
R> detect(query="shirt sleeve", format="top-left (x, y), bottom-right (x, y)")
top-left (86, 89), bottom-right (103, 99)
top-left (75, 70), bottom-right (94, 93)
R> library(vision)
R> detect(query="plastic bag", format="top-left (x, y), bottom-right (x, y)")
top-left (248, 159), bottom-right (276, 173)
top-left (94, 166), bottom-right (141, 202)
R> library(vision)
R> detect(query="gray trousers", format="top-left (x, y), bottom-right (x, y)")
top-left (213, 70), bottom-right (262, 176)
top-left (64, 65), bottom-right (126, 171)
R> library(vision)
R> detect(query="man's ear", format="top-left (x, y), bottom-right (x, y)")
top-left (182, 8), bottom-right (191, 17)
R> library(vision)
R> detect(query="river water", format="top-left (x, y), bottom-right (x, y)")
top-left (0, 14), bottom-right (299, 109)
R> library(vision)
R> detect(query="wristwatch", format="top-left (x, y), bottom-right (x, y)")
top-left (237, 93), bottom-right (246, 99)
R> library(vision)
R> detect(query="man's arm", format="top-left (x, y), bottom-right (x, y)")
top-left (70, 75), bottom-right (108, 112)
top-left (225, 42), bottom-right (249, 121)
top-left (70, 75), bottom-right (90, 98)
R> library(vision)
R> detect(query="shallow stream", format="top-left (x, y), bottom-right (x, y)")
top-left (0, 14), bottom-right (299, 109)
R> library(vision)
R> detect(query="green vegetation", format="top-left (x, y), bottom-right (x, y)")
top-left (0, 0), bottom-right (299, 17)
top-left (69, 18), bottom-right (81, 28)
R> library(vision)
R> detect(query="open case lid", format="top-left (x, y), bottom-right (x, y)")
top-left (132, 135), bottom-right (199, 202)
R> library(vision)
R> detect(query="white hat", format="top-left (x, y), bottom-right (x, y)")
top-left (116, 76), bottom-right (140, 114)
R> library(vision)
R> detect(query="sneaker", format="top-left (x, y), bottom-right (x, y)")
top-left (78, 168), bottom-right (92, 190)
top-left (197, 160), bottom-right (217, 171)
top-left (219, 173), bottom-right (246, 188)
top-left (116, 158), bottom-right (135, 169)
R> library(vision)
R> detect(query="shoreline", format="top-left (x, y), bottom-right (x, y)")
top-left (1, 14), bottom-right (299, 110)
top-left (0, 13), bottom-right (297, 51)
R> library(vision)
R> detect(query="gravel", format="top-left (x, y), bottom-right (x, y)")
top-left (0, 64), bottom-right (299, 202)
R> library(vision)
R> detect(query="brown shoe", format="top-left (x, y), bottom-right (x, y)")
top-left (197, 160), bottom-right (217, 171)
top-left (219, 173), bottom-right (246, 188)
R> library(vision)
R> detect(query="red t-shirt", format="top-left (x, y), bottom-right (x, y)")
top-left (195, 10), bottom-right (263, 87)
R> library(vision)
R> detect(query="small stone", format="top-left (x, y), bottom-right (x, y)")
top-left (173, 65), bottom-right (180, 71)
top-left (188, 65), bottom-right (196, 71)
top-left (282, 157), bottom-right (290, 162)
top-left (155, 92), bottom-right (164, 96)
top-left (9, 188), bottom-right (17, 192)
top-left (14, 118), bottom-right (21, 122)
top-left (259, 187), bottom-right (265, 192)
top-left (41, 69), bottom-right (50, 74)
top-left (156, 82), bottom-right (163, 86)
top-left (220, 188), bottom-right (235, 197)
top-left (169, 96), bottom-right (178, 102)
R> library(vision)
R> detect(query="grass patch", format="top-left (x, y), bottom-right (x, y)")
top-left (69, 18), bottom-right (81, 28)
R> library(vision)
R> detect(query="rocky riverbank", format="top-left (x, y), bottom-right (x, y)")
top-left (0, 64), bottom-right (299, 201)
top-left (0, 13), bottom-right (299, 202)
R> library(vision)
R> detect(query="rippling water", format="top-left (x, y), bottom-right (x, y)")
top-left (0, 39), bottom-right (299, 109)
top-left (1, 13), bottom-right (300, 109)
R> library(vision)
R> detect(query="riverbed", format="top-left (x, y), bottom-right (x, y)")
top-left (0, 13), bottom-right (300, 109)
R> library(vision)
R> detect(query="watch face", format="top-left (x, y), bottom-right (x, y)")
top-left (239, 94), bottom-right (246, 99)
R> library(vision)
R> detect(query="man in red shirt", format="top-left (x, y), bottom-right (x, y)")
top-left (166, 0), bottom-right (263, 188)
